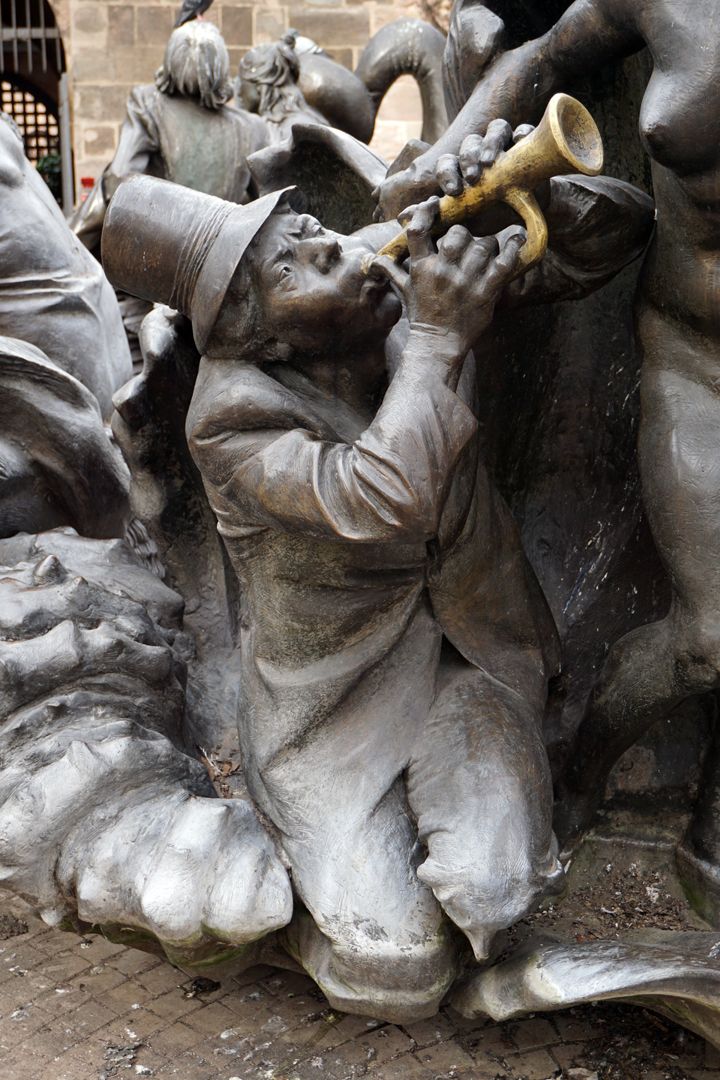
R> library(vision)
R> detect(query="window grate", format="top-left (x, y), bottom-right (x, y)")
top-left (1, 77), bottom-right (58, 162)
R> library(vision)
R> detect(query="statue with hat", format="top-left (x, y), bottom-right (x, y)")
top-left (100, 157), bottom-right (654, 1017)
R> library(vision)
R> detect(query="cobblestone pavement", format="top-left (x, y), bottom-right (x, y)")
top-left (0, 899), bottom-right (718, 1080)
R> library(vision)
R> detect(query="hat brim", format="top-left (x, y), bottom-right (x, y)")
top-left (192, 186), bottom-right (295, 352)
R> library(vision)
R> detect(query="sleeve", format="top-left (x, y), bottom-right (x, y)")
top-left (105, 88), bottom-right (161, 193)
top-left (502, 174), bottom-right (655, 308)
top-left (188, 350), bottom-right (479, 544)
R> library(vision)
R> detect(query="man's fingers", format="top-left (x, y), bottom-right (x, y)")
top-left (406, 196), bottom-right (440, 260)
top-left (458, 134), bottom-right (486, 184)
top-left (366, 254), bottom-right (410, 298)
top-left (513, 123), bottom-right (535, 144)
top-left (480, 119), bottom-right (514, 166)
top-left (437, 225), bottom-right (474, 263)
top-left (436, 153), bottom-right (463, 196)
top-left (461, 234), bottom-right (499, 277)
top-left (486, 225), bottom-right (527, 284)
top-left (397, 203), bottom-right (418, 226)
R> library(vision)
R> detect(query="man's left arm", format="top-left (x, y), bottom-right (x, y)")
top-left (500, 174), bottom-right (654, 308)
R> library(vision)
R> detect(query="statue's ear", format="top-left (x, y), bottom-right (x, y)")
top-left (248, 124), bottom-right (388, 233)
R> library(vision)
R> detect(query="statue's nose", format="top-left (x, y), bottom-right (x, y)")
top-left (302, 236), bottom-right (341, 272)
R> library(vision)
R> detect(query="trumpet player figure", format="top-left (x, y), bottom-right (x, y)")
top-left (103, 123), bottom-right (653, 1020)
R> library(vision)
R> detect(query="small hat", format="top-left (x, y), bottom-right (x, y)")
top-left (102, 175), bottom-right (293, 353)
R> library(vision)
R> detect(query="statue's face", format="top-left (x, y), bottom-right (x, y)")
top-left (250, 210), bottom-right (402, 352)
top-left (237, 79), bottom-right (260, 113)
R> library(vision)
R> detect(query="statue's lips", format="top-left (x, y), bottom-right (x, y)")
top-left (333, 245), bottom-right (393, 305)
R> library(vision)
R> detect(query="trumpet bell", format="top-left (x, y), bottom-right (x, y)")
top-left (543, 92), bottom-right (604, 177)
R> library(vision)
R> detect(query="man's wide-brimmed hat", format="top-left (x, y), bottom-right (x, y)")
top-left (102, 175), bottom-right (293, 352)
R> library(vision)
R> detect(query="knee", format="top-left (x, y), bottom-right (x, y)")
top-left (418, 852), bottom-right (565, 962)
top-left (676, 619), bottom-right (720, 692)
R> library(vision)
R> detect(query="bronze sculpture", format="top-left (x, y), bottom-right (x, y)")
top-left (99, 156), bottom-right (654, 1017)
top-left (237, 36), bottom-right (330, 144)
top-left (1, 2), bottom-right (719, 1048)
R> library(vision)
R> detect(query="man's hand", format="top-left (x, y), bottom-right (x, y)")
top-left (369, 197), bottom-right (526, 357)
top-left (373, 119), bottom-right (532, 222)
top-left (434, 121), bottom-right (534, 196)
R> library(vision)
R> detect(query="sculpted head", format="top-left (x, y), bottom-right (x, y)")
top-left (103, 176), bottom-right (402, 364)
top-left (209, 206), bottom-right (402, 360)
top-left (237, 37), bottom-right (303, 118)
top-left (156, 21), bottom-right (233, 110)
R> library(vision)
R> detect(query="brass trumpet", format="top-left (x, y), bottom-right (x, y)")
top-left (370, 93), bottom-right (604, 277)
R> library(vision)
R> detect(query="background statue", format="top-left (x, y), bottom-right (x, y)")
top-left (0, 114), bottom-right (131, 418)
top-left (71, 20), bottom-right (268, 364)
top-left (106, 20), bottom-right (266, 203)
top-left (237, 35), bottom-right (330, 144)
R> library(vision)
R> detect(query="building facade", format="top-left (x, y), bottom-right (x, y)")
top-left (1, 0), bottom-right (424, 206)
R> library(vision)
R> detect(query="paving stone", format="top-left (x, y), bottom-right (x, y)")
top-left (415, 1036), bottom-right (477, 1072)
top-left (552, 1012), bottom-right (605, 1044)
top-left (149, 1019), bottom-right (205, 1055)
top-left (137, 964), bottom-right (186, 996)
top-left (510, 1017), bottom-right (559, 1052)
top-left (504, 1047), bottom-right (559, 1078)
top-left (146, 986), bottom-right (204, 1020)
top-left (549, 1041), bottom-right (592, 1070)
top-left (110, 946), bottom-right (162, 973)
top-left (0, 899), bottom-right (716, 1080)
top-left (181, 999), bottom-right (239, 1036)
top-left (706, 1043), bottom-right (720, 1069)
top-left (401, 1013), bottom-right (459, 1048)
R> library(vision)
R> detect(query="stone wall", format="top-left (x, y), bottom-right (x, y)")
top-left (49, 0), bottom-right (424, 198)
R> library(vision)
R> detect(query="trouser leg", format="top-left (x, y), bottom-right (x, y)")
top-left (407, 650), bottom-right (563, 961)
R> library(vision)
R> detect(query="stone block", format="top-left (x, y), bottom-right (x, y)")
top-left (114, 45), bottom-right (167, 84)
top-left (72, 49), bottom-right (119, 83)
top-left (288, 8), bottom-right (371, 47)
top-left (322, 45), bottom-right (354, 68)
top-left (108, 4), bottom-right (135, 46)
top-left (72, 2), bottom-right (108, 40)
top-left (220, 5), bottom-right (254, 46)
top-left (75, 85), bottom-right (131, 124)
top-left (82, 124), bottom-right (119, 156)
top-left (136, 5), bottom-right (176, 45)
top-left (254, 7), bottom-right (290, 44)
